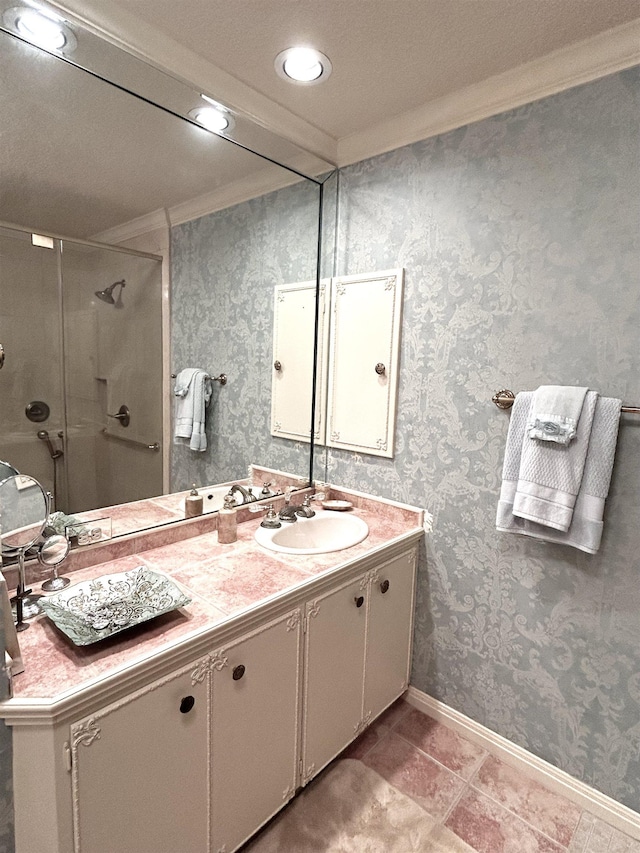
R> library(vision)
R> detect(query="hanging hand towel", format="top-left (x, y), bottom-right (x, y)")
top-left (526, 385), bottom-right (588, 445)
top-left (173, 368), bottom-right (211, 452)
top-left (512, 390), bottom-right (597, 531)
top-left (497, 393), bottom-right (621, 553)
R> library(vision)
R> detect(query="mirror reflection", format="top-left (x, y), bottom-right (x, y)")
top-left (0, 473), bottom-right (48, 628)
top-left (0, 22), bottom-right (329, 539)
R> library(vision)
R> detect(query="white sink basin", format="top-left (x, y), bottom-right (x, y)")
top-left (254, 511), bottom-right (369, 555)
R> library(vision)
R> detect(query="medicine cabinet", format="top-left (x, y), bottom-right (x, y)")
top-left (272, 269), bottom-right (404, 459)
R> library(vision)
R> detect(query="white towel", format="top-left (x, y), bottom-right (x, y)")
top-left (527, 385), bottom-right (588, 445)
top-left (173, 368), bottom-right (211, 452)
top-left (497, 392), bottom-right (621, 553)
top-left (512, 390), bottom-right (597, 531)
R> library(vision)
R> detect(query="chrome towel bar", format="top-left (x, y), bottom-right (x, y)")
top-left (492, 389), bottom-right (639, 414)
top-left (171, 372), bottom-right (227, 386)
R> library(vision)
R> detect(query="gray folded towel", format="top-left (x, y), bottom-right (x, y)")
top-left (173, 368), bottom-right (212, 452)
top-left (526, 385), bottom-right (588, 445)
top-left (497, 392), bottom-right (621, 553)
top-left (513, 390), bottom-right (597, 531)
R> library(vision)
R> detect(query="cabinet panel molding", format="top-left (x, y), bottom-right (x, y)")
top-left (271, 280), bottom-right (329, 443)
top-left (70, 659), bottom-right (209, 853)
top-left (326, 268), bottom-right (404, 458)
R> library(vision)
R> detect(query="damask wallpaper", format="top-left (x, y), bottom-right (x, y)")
top-left (170, 178), bottom-right (320, 491)
top-left (321, 68), bottom-right (640, 810)
top-left (0, 68), bottom-right (637, 849)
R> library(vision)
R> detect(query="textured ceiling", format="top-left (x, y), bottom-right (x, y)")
top-left (1, 0), bottom-right (639, 238)
top-left (86, 0), bottom-right (640, 139)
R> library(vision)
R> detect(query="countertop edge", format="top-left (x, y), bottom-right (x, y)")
top-left (1, 527), bottom-right (425, 727)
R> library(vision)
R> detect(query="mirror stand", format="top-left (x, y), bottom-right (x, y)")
top-left (11, 549), bottom-right (42, 631)
top-left (39, 534), bottom-right (72, 592)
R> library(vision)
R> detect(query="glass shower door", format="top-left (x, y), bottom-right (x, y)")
top-left (0, 225), bottom-right (67, 509)
top-left (60, 240), bottom-right (163, 513)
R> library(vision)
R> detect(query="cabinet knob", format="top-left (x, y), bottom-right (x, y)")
top-left (375, 363), bottom-right (386, 376)
top-left (179, 695), bottom-right (195, 714)
top-left (380, 579), bottom-right (390, 594)
top-left (233, 664), bottom-right (246, 681)
top-left (273, 360), bottom-right (282, 372)
top-left (354, 595), bottom-right (364, 608)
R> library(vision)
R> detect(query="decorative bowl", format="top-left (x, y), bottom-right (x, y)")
top-left (39, 566), bottom-right (191, 646)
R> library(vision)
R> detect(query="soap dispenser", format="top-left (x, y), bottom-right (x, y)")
top-left (185, 485), bottom-right (203, 518)
top-left (218, 493), bottom-right (237, 544)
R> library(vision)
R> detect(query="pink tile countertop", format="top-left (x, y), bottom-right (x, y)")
top-left (8, 491), bottom-right (424, 704)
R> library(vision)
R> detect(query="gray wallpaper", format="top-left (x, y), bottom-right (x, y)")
top-left (170, 177), bottom-right (321, 491)
top-left (320, 68), bottom-right (640, 810)
top-left (1, 69), bottom-right (638, 846)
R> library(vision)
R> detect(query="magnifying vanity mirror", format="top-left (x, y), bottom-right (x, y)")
top-left (0, 474), bottom-right (48, 629)
top-left (0, 3), bottom-right (335, 541)
top-left (38, 534), bottom-right (71, 592)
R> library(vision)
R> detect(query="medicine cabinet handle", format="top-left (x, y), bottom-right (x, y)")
top-left (380, 579), bottom-right (390, 594)
top-left (375, 363), bottom-right (386, 376)
top-left (0, 343), bottom-right (4, 369)
top-left (179, 695), bottom-right (195, 714)
top-left (233, 664), bottom-right (246, 681)
top-left (354, 595), bottom-right (364, 608)
top-left (273, 360), bottom-right (282, 372)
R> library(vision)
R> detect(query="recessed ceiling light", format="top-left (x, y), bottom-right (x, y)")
top-left (275, 47), bottom-right (332, 85)
top-left (188, 105), bottom-right (235, 134)
top-left (3, 5), bottom-right (76, 53)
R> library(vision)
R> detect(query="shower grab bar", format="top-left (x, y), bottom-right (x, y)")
top-left (171, 371), bottom-right (227, 386)
top-left (492, 389), bottom-right (640, 414)
top-left (100, 428), bottom-right (160, 451)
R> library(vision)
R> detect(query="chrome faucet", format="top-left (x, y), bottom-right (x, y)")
top-left (226, 484), bottom-right (256, 506)
top-left (278, 486), bottom-right (299, 522)
top-left (295, 495), bottom-right (318, 518)
top-left (260, 505), bottom-right (281, 529)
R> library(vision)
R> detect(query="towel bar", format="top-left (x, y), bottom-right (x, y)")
top-left (492, 389), bottom-right (639, 414)
top-left (100, 429), bottom-right (160, 451)
top-left (171, 372), bottom-right (227, 386)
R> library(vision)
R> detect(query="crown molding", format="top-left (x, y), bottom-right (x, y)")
top-left (92, 169), bottom-right (303, 244)
top-left (47, 0), bottom-right (338, 165)
top-left (167, 170), bottom-right (301, 227)
top-left (337, 19), bottom-right (640, 167)
top-left (91, 208), bottom-right (169, 245)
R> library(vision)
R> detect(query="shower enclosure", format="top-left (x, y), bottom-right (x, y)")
top-left (0, 223), bottom-right (163, 513)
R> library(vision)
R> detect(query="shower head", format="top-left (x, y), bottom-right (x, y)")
top-left (95, 279), bottom-right (126, 305)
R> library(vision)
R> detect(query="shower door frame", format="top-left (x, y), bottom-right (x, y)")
top-left (0, 221), bottom-right (167, 512)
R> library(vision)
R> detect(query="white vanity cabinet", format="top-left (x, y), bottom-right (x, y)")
top-left (69, 663), bottom-right (209, 853)
top-left (67, 610), bottom-right (303, 853)
top-left (301, 573), bottom-right (369, 781)
top-left (209, 610), bottom-right (302, 853)
top-left (6, 533), bottom-right (421, 853)
top-left (301, 548), bottom-right (417, 781)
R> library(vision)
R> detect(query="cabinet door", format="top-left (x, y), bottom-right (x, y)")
top-left (364, 551), bottom-right (417, 721)
top-left (326, 269), bottom-right (404, 458)
top-left (302, 575), bottom-right (367, 782)
top-left (210, 610), bottom-right (302, 853)
top-left (271, 281), bottom-right (329, 443)
top-left (70, 665), bottom-right (208, 853)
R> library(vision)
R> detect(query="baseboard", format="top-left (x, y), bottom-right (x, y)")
top-left (406, 686), bottom-right (640, 841)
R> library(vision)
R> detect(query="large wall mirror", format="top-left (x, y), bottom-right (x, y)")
top-left (0, 4), bottom-right (334, 540)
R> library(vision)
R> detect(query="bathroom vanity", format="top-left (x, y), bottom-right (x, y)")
top-left (1, 487), bottom-right (423, 853)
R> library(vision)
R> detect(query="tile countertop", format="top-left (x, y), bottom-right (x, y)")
top-left (6, 492), bottom-right (424, 705)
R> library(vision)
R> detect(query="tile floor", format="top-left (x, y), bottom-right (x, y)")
top-left (243, 698), bottom-right (640, 853)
